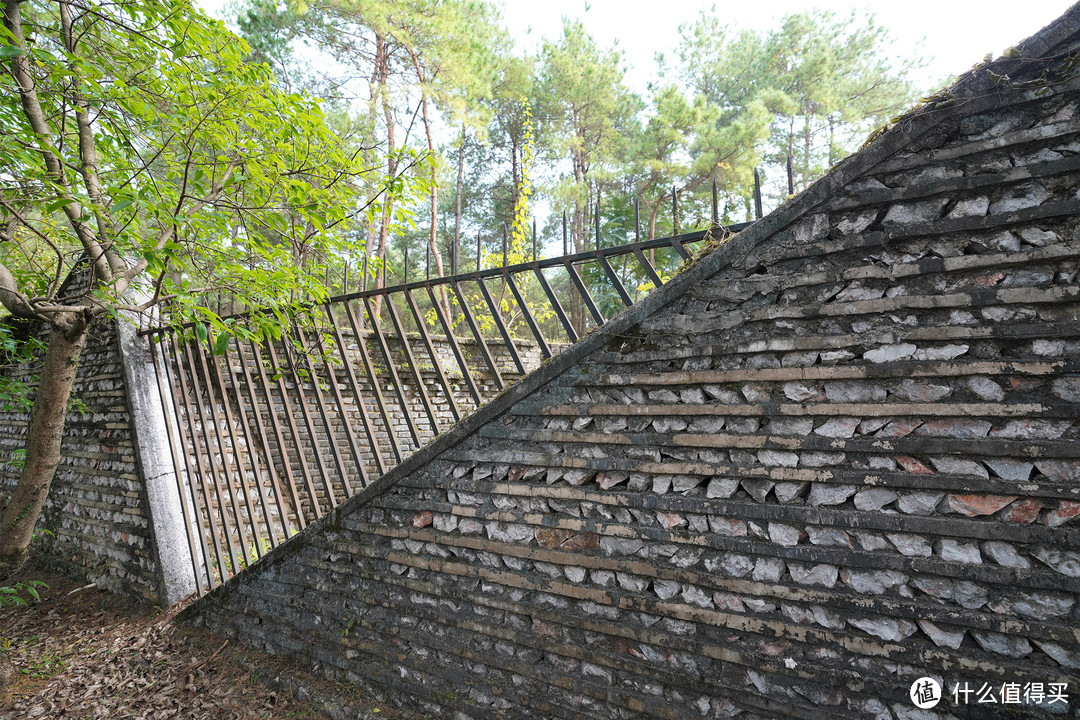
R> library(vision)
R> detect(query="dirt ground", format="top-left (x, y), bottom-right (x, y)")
top-left (0, 565), bottom-right (426, 720)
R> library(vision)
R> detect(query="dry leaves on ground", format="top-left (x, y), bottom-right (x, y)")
top-left (0, 566), bottom-right (422, 720)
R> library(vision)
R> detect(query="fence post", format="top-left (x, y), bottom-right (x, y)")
top-left (634, 196), bottom-right (640, 242)
top-left (711, 178), bottom-right (719, 227)
top-left (117, 309), bottom-right (196, 605)
top-left (754, 168), bottom-right (763, 220)
top-left (594, 202), bottom-right (600, 250)
top-left (672, 185), bottom-right (679, 236)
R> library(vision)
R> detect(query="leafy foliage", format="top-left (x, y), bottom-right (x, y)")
top-left (0, 580), bottom-right (47, 609)
top-left (0, 0), bottom-right (416, 344)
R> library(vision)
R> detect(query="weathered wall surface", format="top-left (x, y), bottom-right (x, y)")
top-left (0, 321), bottom-right (163, 601)
top-left (188, 17), bottom-right (1080, 720)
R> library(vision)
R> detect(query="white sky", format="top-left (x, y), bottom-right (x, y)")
top-left (200, 1), bottom-right (1078, 95)
top-left (492, 0), bottom-right (1077, 94)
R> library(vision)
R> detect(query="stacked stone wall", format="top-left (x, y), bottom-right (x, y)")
top-left (0, 321), bottom-right (161, 601)
top-left (186, 20), bottom-right (1080, 720)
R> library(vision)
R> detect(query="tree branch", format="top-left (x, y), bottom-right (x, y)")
top-left (3, 0), bottom-right (112, 284)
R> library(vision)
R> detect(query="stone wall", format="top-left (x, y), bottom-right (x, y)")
top-left (0, 321), bottom-right (163, 601)
top-left (185, 14), bottom-right (1080, 720)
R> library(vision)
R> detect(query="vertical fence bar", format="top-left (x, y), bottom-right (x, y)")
top-left (562, 258), bottom-right (605, 326)
top-left (668, 237), bottom-right (693, 262)
top-left (477, 232), bottom-right (482, 272)
top-left (312, 319), bottom-right (372, 487)
top-left (179, 337), bottom-right (245, 577)
top-left (532, 267), bottom-right (578, 343)
top-left (287, 327), bottom-right (348, 508)
top-left (403, 248), bottom-right (408, 285)
top-left (504, 271), bottom-right (551, 359)
top-left (248, 339), bottom-right (309, 529)
top-left (632, 247), bottom-right (664, 289)
top-left (232, 341), bottom-right (294, 543)
top-left (363, 295), bottom-right (425, 451)
top-left (164, 333), bottom-right (224, 589)
top-left (635, 197), bottom-right (640, 242)
top-left (426, 284), bottom-right (484, 408)
top-left (204, 336), bottom-right (271, 560)
top-left (166, 333), bottom-right (227, 586)
top-left (532, 219), bottom-right (537, 262)
top-left (597, 252), bottom-right (634, 308)
top-left (383, 293), bottom-right (441, 436)
top-left (325, 303), bottom-right (389, 477)
top-left (502, 224), bottom-right (508, 267)
top-left (787, 154), bottom-right (795, 195)
top-left (562, 211), bottom-right (568, 256)
top-left (264, 338), bottom-right (326, 519)
top-left (295, 323), bottom-right (361, 500)
top-left (150, 333), bottom-right (212, 593)
top-left (754, 168), bottom-right (763, 219)
top-left (672, 186), bottom-right (679, 236)
top-left (189, 338), bottom-right (256, 568)
top-left (711, 178), bottom-right (719, 227)
top-left (475, 277), bottom-right (526, 376)
top-left (344, 299), bottom-right (405, 465)
top-left (362, 254), bottom-right (368, 293)
top-left (449, 280), bottom-right (506, 391)
top-left (403, 288), bottom-right (463, 424)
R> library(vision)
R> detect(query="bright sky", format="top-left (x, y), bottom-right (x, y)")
top-left (494, 0), bottom-right (1077, 93)
top-left (200, 0), bottom-right (1077, 96)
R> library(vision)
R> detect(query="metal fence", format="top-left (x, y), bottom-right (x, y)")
top-left (143, 216), bottom-right (753, 593)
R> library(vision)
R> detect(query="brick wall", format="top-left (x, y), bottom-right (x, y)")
top-left (188, 13), bottom-right (1080, 718)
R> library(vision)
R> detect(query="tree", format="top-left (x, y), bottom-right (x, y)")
top-left (0, 0), bottom-right (401, 571)
top-left (676, 9), bottom-right (918, 196)
top-left (236, 0), bottom-right (501, 300)
top-left (538, 19), bottom-right (640, 332)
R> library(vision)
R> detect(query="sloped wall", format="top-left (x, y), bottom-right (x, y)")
top-left (186, 19), bottom-right (1080, 720)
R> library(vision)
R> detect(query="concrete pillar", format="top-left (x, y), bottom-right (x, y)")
top-left (115, 316), bottom-right (197, 605)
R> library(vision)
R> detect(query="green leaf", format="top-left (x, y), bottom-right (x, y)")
top-left (0, 45), bottom-right (24, 59)
top-left (194, 322), bottom-right (208, 344)
top-left (110, 199), bottom-right (133, 213)
top-left (43, 197), bottom-right (75, 213)
top-left (212, 331), bottom-right (230, 356)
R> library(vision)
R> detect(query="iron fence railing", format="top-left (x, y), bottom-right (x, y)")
top-left (143, 218), bottom-right (752, 593)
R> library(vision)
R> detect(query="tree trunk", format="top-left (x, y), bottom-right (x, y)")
top-left (373, 33), bottom-right (393, 321)
top-left (409, 53), bottom-right (451, 320)
top-left (0, 322), bottom-right (88, 574)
